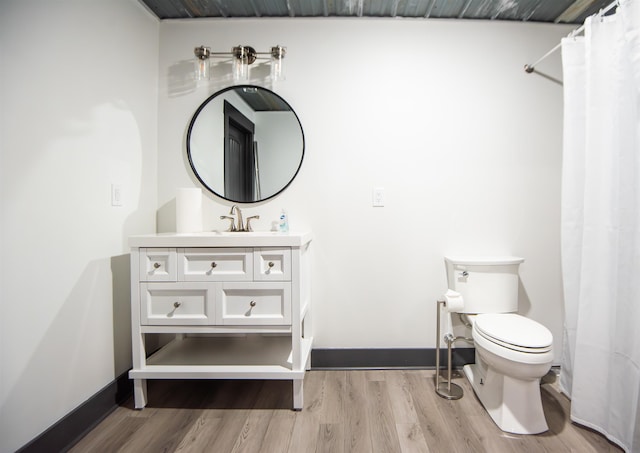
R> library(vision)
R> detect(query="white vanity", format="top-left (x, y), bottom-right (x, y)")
top-left (128, 231), bottom-right (313, 410)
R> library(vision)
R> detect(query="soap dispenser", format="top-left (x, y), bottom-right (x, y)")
top-left (279, 209), bottom-right (289, 233)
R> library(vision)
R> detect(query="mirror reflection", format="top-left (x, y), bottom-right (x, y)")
top-left (187, 85), bottom-right (304, 203)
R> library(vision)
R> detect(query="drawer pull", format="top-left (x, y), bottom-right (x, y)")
top-left (249, 301), bottom-right (257, 307)
top-left (211, 262), bottom-right (217, 268)
top-left (173, 301), bottom-right (181, 308)
top-left (268, 261), bottom-right (275, 268)
top-left (153, 262), bottom-right (161, 269)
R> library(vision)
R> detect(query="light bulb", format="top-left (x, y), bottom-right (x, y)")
top-left (233, 46), bottom-right (250, 83)
top-left (193, 46), bottom-right (210, 81)
top-left (233, 58), bottom-right (249, 82)
top-left (270, 46), bottom-right (286, 81)
top-left (195, 58), bottom-right (210, 80)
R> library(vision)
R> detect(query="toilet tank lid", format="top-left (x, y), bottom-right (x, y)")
top-left (444, 256), bottom-right (524, 266)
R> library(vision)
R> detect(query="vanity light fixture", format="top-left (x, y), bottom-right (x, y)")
top-left (194, 45), bottom-right (286, 83)
top-left (194, 46), bottom-right (211, 80)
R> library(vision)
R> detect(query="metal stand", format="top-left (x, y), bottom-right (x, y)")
top-left (435, 299), bottom-right (463, 400)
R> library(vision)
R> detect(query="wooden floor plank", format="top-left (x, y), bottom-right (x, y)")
top-left (117, 407), bottom-right (204, 453)
top-left (367, 380), bottom-right (403, 453)
top-left (68, 370), bottom-right (624, 453)
top-left (301, 369), bottom-right (325, 414)
top-left (229, 411), bottom-right (272, 453)
top-left (287, 411), bottom-right (319, 452)
top-left (316, 423), bottom-right (343, 453)
top-left (228, 380), bottom-right (291, 452)
top-left (69, 414), bottom-right (146, 452)
top-left (343, 371), bottom-right (373, 453)
top-left (173, 414), bottom-right (222, 452)
top-left (405, 370), bottom-right (466, 453)
top-left (206, 412), bottom-right (252, 452)
top-left (318, 370), bottom-right (345, 424)
top-left (261, 410), bottom-right (297, 453)
top-left (387, 370), bottom-right (420, 424)
top-left (193, 380), bottom-right (261, 452)
top-left (430, 376), bottom-right (487, 453)
top-left (396, 422), bottom-right (430, 453)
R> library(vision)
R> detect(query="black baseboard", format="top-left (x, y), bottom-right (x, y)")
top-left (311, 347), bottom-right (475, 369)
top-left (17, 372), bottom-right (132, 453)
top-left (16, 347), bottom-right (474, 452)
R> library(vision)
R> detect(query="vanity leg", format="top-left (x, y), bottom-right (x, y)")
top-left (293, 379), bottom-right (304, 410)
top-left (133, 379), bottom-right (147, 409)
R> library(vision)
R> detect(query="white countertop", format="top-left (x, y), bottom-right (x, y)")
top-left (129, 231), bottom-right (313, 248)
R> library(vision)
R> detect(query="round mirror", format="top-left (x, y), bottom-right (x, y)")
top-left (187, 85), bottom-right (305, 203)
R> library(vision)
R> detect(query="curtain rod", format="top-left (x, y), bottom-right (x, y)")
top-left (524, 0), bottom-right (619, 73)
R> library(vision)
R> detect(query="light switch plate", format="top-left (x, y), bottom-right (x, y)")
top-left (373, 187), bottom-right (385, 207)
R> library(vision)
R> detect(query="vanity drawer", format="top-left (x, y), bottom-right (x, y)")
top-left (254, 248), bottom-right (291, 281)
top-left (140, 282), bottom-right (214, 325)
top-left (140, 248), bottom-right (177, 281)
top-left (218, 282), bottom-right (291, 325)
top-left (179, 248), bottom-right (253, 281)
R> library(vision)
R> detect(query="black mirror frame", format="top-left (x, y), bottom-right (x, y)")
top-left (186, 85), bottom-right (305, 203)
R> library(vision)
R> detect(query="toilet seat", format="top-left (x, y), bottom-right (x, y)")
top-left (473, 313), bottom-right (552, 353)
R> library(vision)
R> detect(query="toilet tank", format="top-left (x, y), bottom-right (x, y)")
top-left (444, 256), bottom-right (524, 314)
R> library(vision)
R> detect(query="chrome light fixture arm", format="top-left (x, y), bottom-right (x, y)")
top-left (193, 44), bottom-right (286, 82)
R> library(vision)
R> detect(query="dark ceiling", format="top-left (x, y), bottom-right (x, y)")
top-left (139, 0), bottom-right (615, 24)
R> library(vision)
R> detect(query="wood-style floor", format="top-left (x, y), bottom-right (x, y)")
top-left (70, 369), bottom-right (622, 452)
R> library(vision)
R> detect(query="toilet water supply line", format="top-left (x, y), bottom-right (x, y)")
top-left (435, 299), bottom-right (473, 400)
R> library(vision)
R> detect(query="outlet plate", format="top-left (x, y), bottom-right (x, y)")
top-left (111, 184), bottom-right (123, 206)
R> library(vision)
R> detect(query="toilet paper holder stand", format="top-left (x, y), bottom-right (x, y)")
top-left (435, 299), bottom-right (464, 400)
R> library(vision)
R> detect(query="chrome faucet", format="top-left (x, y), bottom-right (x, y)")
top-left (231, 205), bottom-right (244, 231)
top-left (245, 215), bottom-right (260, 231)
top-left (220, 214), bottom-right (237, 231)
top-left (220, 205), bottom-right (259, 232)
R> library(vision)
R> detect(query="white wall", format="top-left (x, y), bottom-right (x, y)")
top-left (0, 1), bottom-right (158, 451)
top-left (0, 9), bottom-right (571, 450)
top-left (158, 19), bottom-right (569, 353)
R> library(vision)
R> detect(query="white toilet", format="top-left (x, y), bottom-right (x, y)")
top-left (444, 256), bottom-right (553, 435)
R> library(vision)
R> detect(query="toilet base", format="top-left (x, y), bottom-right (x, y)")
top-left (463, 363), bottom-right (549, 435)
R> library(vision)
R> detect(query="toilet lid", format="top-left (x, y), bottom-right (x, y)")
top-left (474, 313), bottom-right (553, 350)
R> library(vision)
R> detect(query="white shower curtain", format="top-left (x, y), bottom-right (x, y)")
top-left (560, 1), bottom-right (640, 451)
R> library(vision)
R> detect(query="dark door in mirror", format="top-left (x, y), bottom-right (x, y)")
top-left (187, 85), bottom-right (304, 203)
top-left (224, 101), bottom-right (256, 202)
